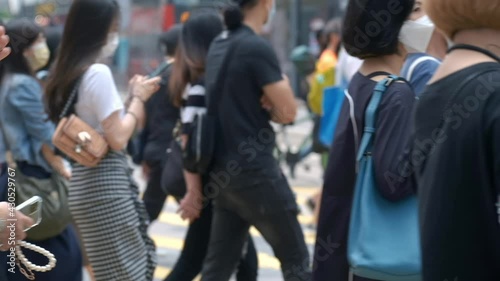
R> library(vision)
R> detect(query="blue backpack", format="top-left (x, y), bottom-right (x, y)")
top-left (347, 75), bottom-right (422, 281)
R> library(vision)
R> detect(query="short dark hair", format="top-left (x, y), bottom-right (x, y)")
top-left (159, 24), bottom-right (182, 57)
top-left (224, 0), bottom-right (259, 30)
top-left (342, 0), bottom-right (415, 59)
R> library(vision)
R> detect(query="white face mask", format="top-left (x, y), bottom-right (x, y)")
top-left (399, 15), bottom-right (435, 53)
top-left (100, 32), bottom-right (119, 59)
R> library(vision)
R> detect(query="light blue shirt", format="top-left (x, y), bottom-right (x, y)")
top-left (401, 53), bottom-right (441, 96)
top-left (0, 74), bottom-right (54, 172)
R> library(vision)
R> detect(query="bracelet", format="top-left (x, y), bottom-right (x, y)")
top-left (132, 95), bottom-right (146, 104)
top-left (126, 111), bottom-right (139, 129)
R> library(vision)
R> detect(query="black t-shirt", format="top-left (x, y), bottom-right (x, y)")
top-left (140, 65), bottom-right (180, 163)
top-left (205, 25), bottom-right (283, 176)
top-left (414, 62), bottom-right (500, 281)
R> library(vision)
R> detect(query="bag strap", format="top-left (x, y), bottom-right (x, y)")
top-left (0, 78), bottom-right (12, 151)
top-left (206, 31), bottom-right (245, 116)
top-left (357, 75), bottom-right (406, 161)
top-left (406, 56), bottom-right (440, 82)
top-left (344, 91), bottom-right (358, 149)
top-left (59, 78), bottom-right (83, 120)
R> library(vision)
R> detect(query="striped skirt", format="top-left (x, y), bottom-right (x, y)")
top-left (69, 151), bottom-right (157, 281)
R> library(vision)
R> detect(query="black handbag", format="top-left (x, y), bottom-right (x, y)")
top-left (182, 38), bottom-right (244, 174)
top-left (161, 139), bottom-right (186, 199)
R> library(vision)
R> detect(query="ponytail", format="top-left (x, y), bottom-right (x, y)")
top-left (223, 4), bottom-right (243, 30)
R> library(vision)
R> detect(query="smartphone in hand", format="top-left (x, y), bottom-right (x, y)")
top-left (16, 196), bottom-right (42, 232)
top-left (147, 61), bottom-right (169, 78)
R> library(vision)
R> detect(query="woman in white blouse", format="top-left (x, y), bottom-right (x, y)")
top-left (44, 1), bottom-right (161, 280)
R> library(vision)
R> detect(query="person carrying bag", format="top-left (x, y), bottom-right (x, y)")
top-left (347, 75), bottom-right (421, 281)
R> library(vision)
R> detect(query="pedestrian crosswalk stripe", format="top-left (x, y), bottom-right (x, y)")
top-left (152, 186), bottom-right (318, 280)
top-left (151, 235), bottom-right (282, 270)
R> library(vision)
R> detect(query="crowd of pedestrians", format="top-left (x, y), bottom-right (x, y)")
top-left (0, 0), bottom-right (499, 281)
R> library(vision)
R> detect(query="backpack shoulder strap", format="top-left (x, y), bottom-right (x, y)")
top-left (406, 56), bottom-right (440, 82)
top-left (357, 75), bottom-right (406, 161)
top-left (206, 32), bottom-right (245, 116)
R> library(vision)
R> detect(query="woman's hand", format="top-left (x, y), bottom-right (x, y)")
top-left (177, 188), bottom-right (203, 223)
top-left (131, 75), bottom-right (161, 102)
top-left (261, 95), bottom-right (273, 111)
top-left (51, 156), bottom-right (71, 180)
top-left (0, 26), bottom-right (11, 61)
top-left (0, 202), bottom-right (34, 251)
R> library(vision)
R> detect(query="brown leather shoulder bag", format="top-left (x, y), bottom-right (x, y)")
top-left (52, 79), bottom-right (109, 167)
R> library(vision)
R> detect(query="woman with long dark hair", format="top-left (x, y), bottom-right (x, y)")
top-left (44, 1), bottom-right (160, 280)
top-left (314, 0), bottom-right (416, 280)
top-left (166, 12), bottom-right (258, 281)
top-left (0, 18), bottom-right (82, 281)
top-left (198, 1), bottom-right (311, 280)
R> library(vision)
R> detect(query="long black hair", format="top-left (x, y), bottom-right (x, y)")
top-left (0, 18), bottom-right (42, 82)
top-left (170, 12), bottom-right (223, 106)
top-left (45, 0), bottom-right (119, 122)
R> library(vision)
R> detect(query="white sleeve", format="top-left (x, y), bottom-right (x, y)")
top-left (83, 64), bottom-right (124, 123)
top-left (181, 84), bottom-right (206, 124)
top-left (345, 55), bottom-right (363, 81)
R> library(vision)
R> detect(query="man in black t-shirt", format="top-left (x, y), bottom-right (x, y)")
top-left (200, 1), bottom-right (311, 280)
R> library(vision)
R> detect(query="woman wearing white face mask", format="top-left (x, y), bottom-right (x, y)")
top-left (400, 0), bottom-right (448, 95)
top-left (44, 1), bottom-right (161, 280)
top-left (0, 18), bottom-right (83, 281)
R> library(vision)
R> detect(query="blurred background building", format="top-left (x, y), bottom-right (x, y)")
top-left (0, 0), bottom-right (348, 92)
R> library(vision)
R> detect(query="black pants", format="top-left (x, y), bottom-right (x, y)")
top-left (166, 199), bottom-right (258, 281)
top-left (143, 159), bottom-right (169, 222)
top-left (201, 173), bottom-right (312, 281)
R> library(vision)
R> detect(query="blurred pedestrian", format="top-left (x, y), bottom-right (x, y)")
top-left (0, 18), bottom-right (83, 281)
top-left (400, 0), bottom-right (446, 95)
top-left (44, 1), bottom-right (161, 280)
top-left (167, 12), bottom-right (258, 281)
top-left (308, 18), bottom-right (342, 116)
top-left (415, 0), bottom-right (500, 280)
top-left (36, 25), bottom-right (63, 83)
top-left (136, 25), bottom-right (182, 222)
top-left (200, 1), bottom-right (311, 280)
top-left (313, 0), bottom-right (417, 280)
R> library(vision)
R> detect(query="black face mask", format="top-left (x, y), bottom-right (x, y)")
top-left (448, 44), bottom-right (500, 63)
